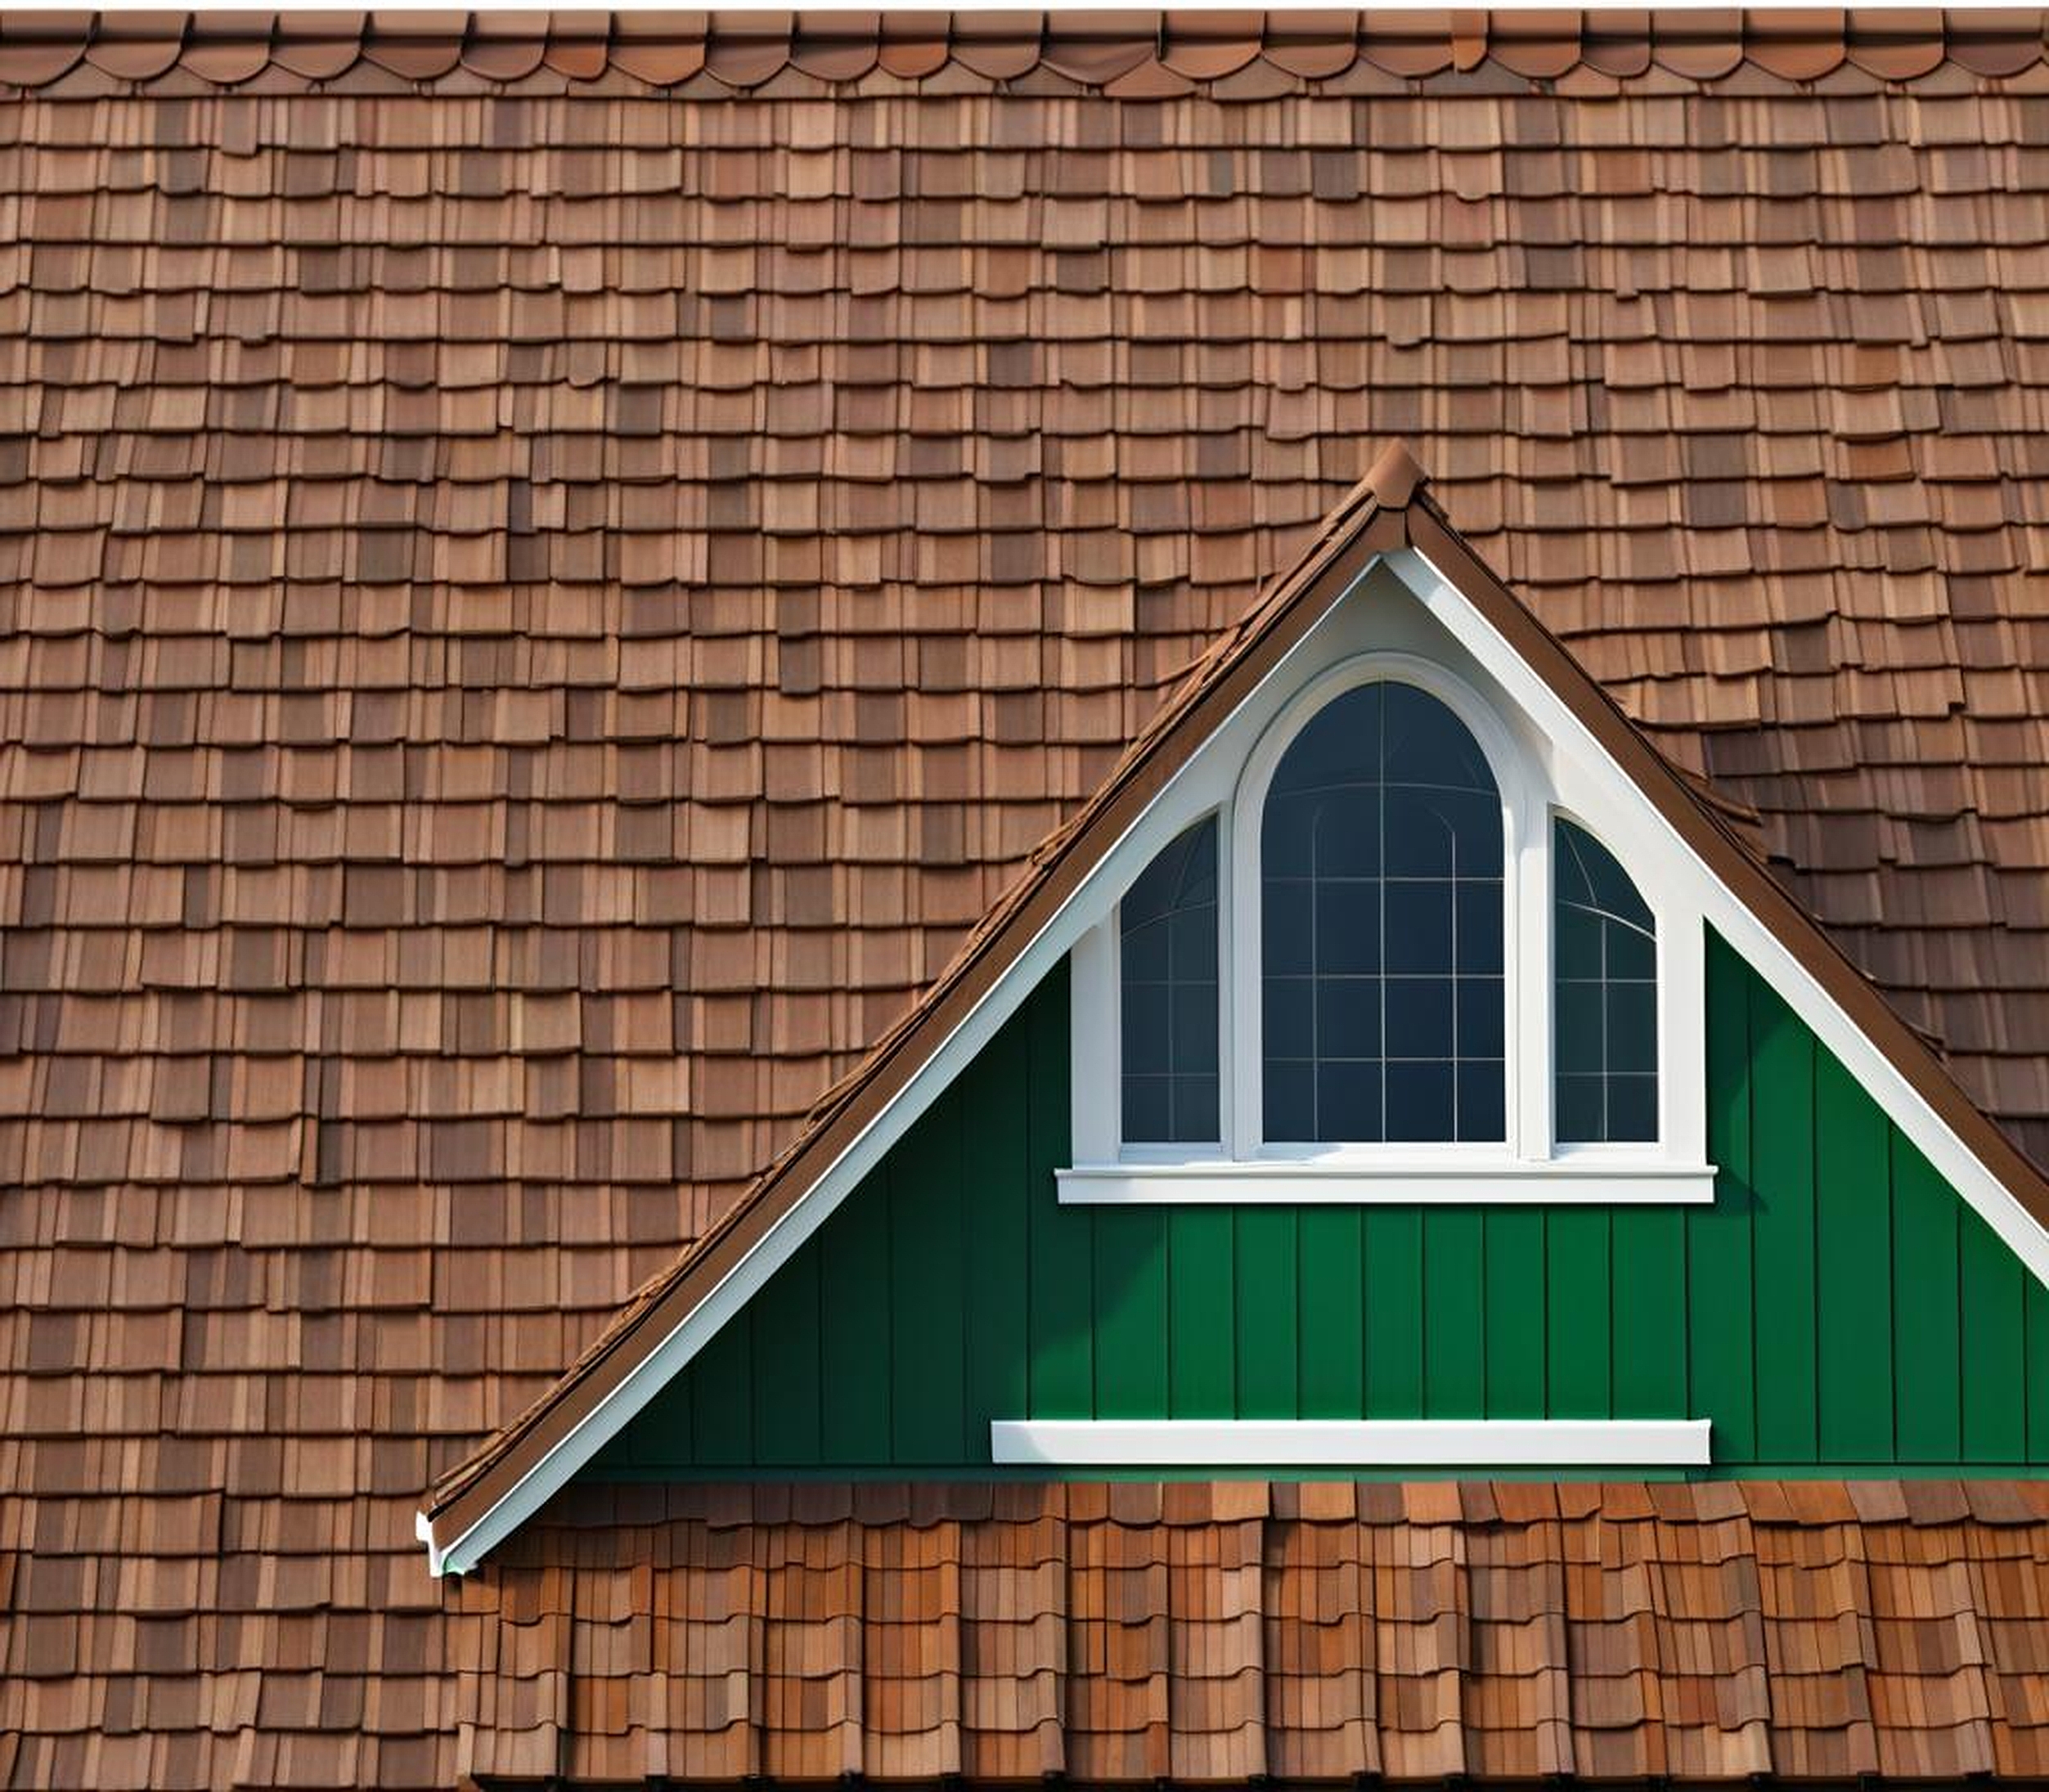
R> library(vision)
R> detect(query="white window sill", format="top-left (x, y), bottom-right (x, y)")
top-left (991, 1417), bottom-right (1713, 1467)
top-left (1055, 1156), bottom-right (1719, 1206)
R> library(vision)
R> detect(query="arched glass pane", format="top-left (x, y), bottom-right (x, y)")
top-left (1261, 682), bottom-right (1504, 1144)
top-left (1120, 815), bottom-right (1220, 1143)
top-left (1554, 817), bottom-right (1658, 1143)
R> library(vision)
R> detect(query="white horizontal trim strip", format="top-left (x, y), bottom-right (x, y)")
top-left (1056, 1161), bottom-right (1718, 1206)
top-left (991, 1418), bottom-right (1712, 1467)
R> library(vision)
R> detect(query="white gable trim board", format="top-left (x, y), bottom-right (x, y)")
top-left (419, 541), bottom-right (2049, 1576)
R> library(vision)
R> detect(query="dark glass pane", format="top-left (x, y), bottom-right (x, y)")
top-left (1552, 816), bottom-right (1659, 1144)
top-left (1606, 1075), bottom-right (1657, 1143)
top-left (1121, 824), bottom-right (1189, 925)
top-left (1380, 787), bottom-right (1454, 878)
top-left (1456, 976), bottom-right (1505, 1060)
top-left (1265, 977), bottom-right (1315, 1060)
top-left (1121, 915), bottom-right (1171, 981)
top-left (1264, 881), bottom-right (1313, 975)
top-left (1171, 906), bottom-right (1216, 981)
top-left (1554, 905), bottom-right (1603, 981)
top-left (1606, 983), bottom-right (1656, 1069)
top-left (1174, 986), bottom-right (1220, 1073)
top-left (1444, 791), bottom-right (1505, 879)
top-left (1174, 1074), bottom-right (1221, 1143)
top-left (1317, 978), bottom-right (1381, 1060)
top-left (1556, 1073), bottom-right (1606, 1143)
top-left (1382, 682), bottom-right (1494, 791)
top-left (1315, 883), bottom-right (1381, 975)
top-left (1317, 1060), bottom-right (1382, 1139)
top-left (1384, 1061), bottom-right (1454, 1143)
top-left (1263, 797), bottom-right (1319, 878)
top-left (1121, 815), bottom-right (1220, 1143)
top-left (1123, 1074), bottom-right (1171, 1142)
top-left (1122, 984), bottom-right (1173, 1075)
top-left (1554, 981), bottom-right (1605, 1075)
top-left (1265, 1060), bottom-right (1315, 1142)
top-left (1262, 680), bottom-right (1503, 1143)
top-left (1384, 880), bottom-right (1453, 976)
top-left (1455, 883), bottom-right (1504, 975)
top-left (1557, 818), bottom-right (1653, 931)
top-left (1457, 1061), bottom-right (1506, 1141)
top-left (1272, 684), bottom-right (1382, 796)
top-left (1384, 977), bottom-right (1454, 1060)
top-left (1176, 835), bottom-right (1219, 906)
top-left (1312, 796), bottom-right (1381, 878)
top-left (1606, 923), bottom-right (1656, 984)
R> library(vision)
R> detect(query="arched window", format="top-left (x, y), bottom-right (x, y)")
top-left (1258, 681), bottom-right (1505, 1144)
top-left (1553, 816), bottom-right (1658, 1143)
top-left (1071, 636), bottom-right (1709, 1205)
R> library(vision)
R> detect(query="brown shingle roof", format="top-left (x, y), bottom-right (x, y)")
top-left (6, 9), bottom-right (2049, 94)
top-left (445, 1478), bottom-right (2049, 1786)
top-left (4, 13), bottom-right (2049, 1787)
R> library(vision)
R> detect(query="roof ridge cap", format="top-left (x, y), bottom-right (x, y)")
top-left (5, 11), bottom-right (2043, 93)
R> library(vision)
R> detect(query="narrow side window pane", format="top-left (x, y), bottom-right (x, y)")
top-left (1120, 816), bottom-right (1220, 1143)
top-left (1552, 815), bottom-right (1659, 1143)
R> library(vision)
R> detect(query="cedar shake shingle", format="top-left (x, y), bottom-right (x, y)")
top-left (432, 1481), bottom-right (2049, 1786)
top-left (1, 13), bottom-right (2049, 1790)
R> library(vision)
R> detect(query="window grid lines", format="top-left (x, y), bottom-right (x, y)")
top-left (1260, 682), bottom-right (1504, 1148)
top-left (1104, 661), bottom-right (1674, 1176)
top-left (1119, 816), bottom-right (1221, 1145)
top-left (1553, 816), bottom-right (1658, 1144)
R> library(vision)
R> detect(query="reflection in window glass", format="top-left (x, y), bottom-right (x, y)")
top-left (1261, 682), bottom-right (1504, 1143)
top-left (1553, 817), bottom-right (1658, 1143)
top-left (1120, 816), bottom-right (1220, 1143)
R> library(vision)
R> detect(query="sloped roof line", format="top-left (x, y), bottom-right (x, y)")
top-left (418, 442), bottom-right (2049, 1572)
top-left (417, 445), bottom-right (1411, 1564)
top-left (1403, 500), bottom-right (2049, 1231)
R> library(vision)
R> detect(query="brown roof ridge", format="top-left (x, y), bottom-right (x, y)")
top-left (6, 10), bottom-right (2049, 95)
top-left (419, 443), bottom-right (2049, 1570)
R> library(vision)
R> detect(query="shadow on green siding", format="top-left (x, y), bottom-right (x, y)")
top-left (587, 933), bottom-right (2049, 1479)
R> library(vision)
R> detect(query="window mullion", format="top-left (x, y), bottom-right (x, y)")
top-left (1512, 788), bottom-right (1553, 1161)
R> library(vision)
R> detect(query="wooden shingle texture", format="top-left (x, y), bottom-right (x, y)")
top-left (452, 1480), bottom-right (2049, 1785)
top-left (5, 11), bottom-right (2049, 1788)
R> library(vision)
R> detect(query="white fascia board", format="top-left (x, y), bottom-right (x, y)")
top-left (422, 573), bottom-right (1369, 1576)
top-left (1386, 545), bottom-right (2049, 1294)
top-left (1057, 1160), bottom-right (1717, 1205)
top-left (991, 1418), bottom-right (1712, 1468)
top-left (415, 1507), bottom-right (451, 1578)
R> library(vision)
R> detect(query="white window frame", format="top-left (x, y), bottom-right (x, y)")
top-left (1066, 622), bottom-right (1714, 1206)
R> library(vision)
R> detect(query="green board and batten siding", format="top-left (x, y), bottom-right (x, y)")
top-left (588, 930), bottom-right (2049, 1479)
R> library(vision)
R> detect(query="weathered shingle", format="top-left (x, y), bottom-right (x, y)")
top-left (2, 15), bottom-right (2049, 1788)
top-left (441, 1480), bottom-right (2049, 1786)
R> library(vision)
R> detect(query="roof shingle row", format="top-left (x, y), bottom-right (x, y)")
top-left (447, 1480), bottom-right (2049, 1787)
top-left (7, 10), bottom-right (2049, 96)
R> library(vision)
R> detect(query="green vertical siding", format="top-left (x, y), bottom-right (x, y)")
top-left (589, 934), bottom-right (2049, 1478)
